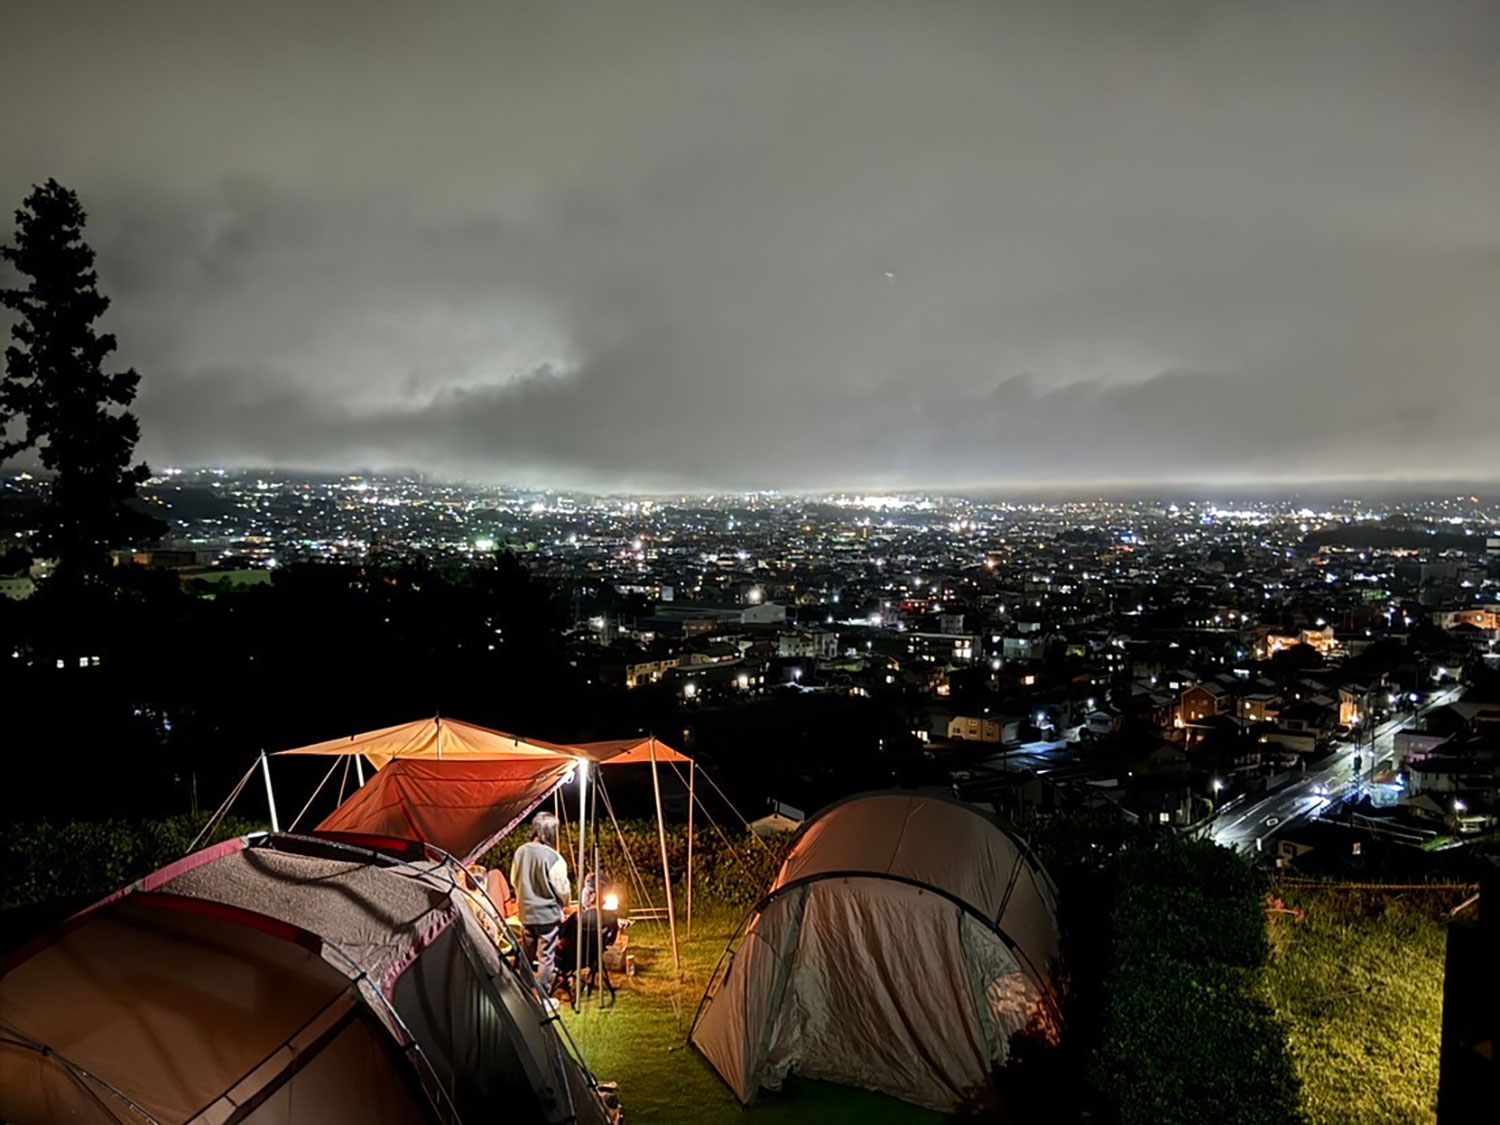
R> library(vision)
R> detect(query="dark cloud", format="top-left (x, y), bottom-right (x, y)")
top-left (4, 1), bottom-right (1499, 488)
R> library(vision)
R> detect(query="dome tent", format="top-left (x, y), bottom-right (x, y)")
top-left (0, 832), bottom-right (616, 1125)
top-left (689, 791), bottom-right (1061, 1113)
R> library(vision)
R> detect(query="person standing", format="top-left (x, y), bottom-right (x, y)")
top-left (510, 812), bottom-right (570, 1003)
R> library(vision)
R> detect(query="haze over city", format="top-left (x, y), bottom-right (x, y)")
top-left (3, 0), bottom-right (1498, 490)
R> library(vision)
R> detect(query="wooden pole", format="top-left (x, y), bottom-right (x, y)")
top-left (686, 760), bottom-right (695, 939)
top-left (650, 739), bottom-right (681, 971)
top-left (260, 750), bottom-right (280, 832)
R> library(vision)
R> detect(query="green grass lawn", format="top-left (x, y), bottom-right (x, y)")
top-left (557, 906), bottom-right (944, 1124)
top-left (1262, 890), bottom-right (1448, 1125)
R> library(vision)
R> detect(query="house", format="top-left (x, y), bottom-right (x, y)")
top-left (1084, 708), bottom-right (1119, 737)
top-left (1254, 623), bottom-right (1338, 660)
top-left (1239, 692), bottom-right (1280, 723)
top-left (1179, 682), bottom-right (1229, 727)
top-left (947, 714), bottom-right (1023, 745)
top-left (776, 629), bottom-right (839, 660)
top-left (907, 631), bottom-right (981, 664)
top-left (1278, 700), bottom-right (1336, 737)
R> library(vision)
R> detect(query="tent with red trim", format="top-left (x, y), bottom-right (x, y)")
top-left (0, 833), bottom-right (617, 1125)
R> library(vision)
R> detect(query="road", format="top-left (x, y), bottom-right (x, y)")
top-left (1207, 685), bottom-right (1463, 854)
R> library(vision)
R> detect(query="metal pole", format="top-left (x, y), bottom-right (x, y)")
top-left (687, 760), bottom-right (695, 939)
top-left (592, 772), bottom-right (603, 1005)
top-left (260, 750), bottom-right (280, 832)
top-left (355, 754), bottom-right (366, 787)
top-left (575, 759), bottom-right (588, 1007)
top-left (650, 739), bottom-right (681, 972)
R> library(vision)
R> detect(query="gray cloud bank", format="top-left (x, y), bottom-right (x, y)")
top-left (3, 1), bottom-right (1499, 489)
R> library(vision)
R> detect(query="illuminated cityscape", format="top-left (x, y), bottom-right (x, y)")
top-left (7, 467), bottom-right (1496, 861)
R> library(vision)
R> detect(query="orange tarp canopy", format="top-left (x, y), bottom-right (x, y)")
top-left (576, 737), bottom-right (693, 766)
top-left (276, 718), bottom-right (692, 770)
top-left (278, 720), bottom-right (691, 858)
top-left (315, 757), bottom-right (575, 862)
top-left (275, 717), bottom-right (577, 770)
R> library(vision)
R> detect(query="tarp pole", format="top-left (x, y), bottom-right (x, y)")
top-left (186, 755), bottom-right (261, 854)
top-left (355, 754), bottom-right (366, 787)
top-left (687, 761), bottom-right (695, 938)
top-left (592, 771), bottom-right (603, 1007)
top-left (260, 749), bottom-right (280, 832)
top-left (575, 758), bottom-right (588, 1008)
top-left (650, 738), bottom-right (681, 972)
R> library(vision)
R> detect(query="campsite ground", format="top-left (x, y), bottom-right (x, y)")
top-left (1262, 888), bottom-right (1449, 1125)
top-left (559, 906), bottom-right (943, 1124)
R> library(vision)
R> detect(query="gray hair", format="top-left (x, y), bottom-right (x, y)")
top-left (531, 811), bottom-right (559, 848)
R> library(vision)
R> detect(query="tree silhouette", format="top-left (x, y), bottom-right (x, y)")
top-left (1, 180), bottom-right (160, 585)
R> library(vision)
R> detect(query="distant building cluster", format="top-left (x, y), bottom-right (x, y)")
top-left (4, 469), bottom-right (1499, 865)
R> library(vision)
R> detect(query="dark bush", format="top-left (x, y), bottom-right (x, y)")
top-left (2, 814), bottom-right (263, 911)
top-left (1090, 837), bottom-right (1303, 1125)
top-left (478, 819), bottom-right (789, 912)
top-left (1111, 882), bottom-right (1268, 969)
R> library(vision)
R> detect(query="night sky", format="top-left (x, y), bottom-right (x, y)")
top-left (3, 1), bottom-right (1498, 490)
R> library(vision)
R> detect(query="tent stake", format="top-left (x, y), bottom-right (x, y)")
top-left (650, 738), bottom-right (681, 972)
top-left (260, 749), bottom-right (280, 832)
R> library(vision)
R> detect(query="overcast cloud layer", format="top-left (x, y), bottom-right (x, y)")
top-left (3, 1), bottom-right (1498, 490)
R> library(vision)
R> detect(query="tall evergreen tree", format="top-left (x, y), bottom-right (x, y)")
top-left (1, 179), bottom-right (159, 584)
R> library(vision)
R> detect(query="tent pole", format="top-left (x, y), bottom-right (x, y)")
top-left (687, 761), bottom-right (695, 939)
top-left (650, 739), bottom-right (681, 972)
top-left (557, 785), bottom-right (573, 865)
top-left (355, 754), bottom-right (366, 787)
top-left (592, 770), bottom-right (603, 1008)
top-left (575, 758), bottom-right (588, 1009)
top-left (260, 749), bottom-right (280, 832)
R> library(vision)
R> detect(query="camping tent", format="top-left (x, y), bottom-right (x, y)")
top-left (0, 833), bottom-right (617, 1125)
top-left (690, 791), bottom-right (1061, 1113)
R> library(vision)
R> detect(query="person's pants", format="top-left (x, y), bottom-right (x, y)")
top-left (522, 921), bottom-right (561, 997)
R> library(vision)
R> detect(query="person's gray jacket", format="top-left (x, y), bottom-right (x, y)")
top-left (510, 840), bottom-right (570, 926)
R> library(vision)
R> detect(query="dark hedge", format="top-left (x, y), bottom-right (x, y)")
top-left (1091, 837), bottom-right (1303, 1125)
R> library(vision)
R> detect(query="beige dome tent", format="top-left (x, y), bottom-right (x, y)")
top-left (0, 833), bottom-right (617, 1125)
top-left (690, 791), bottom-right (1061, 1113)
